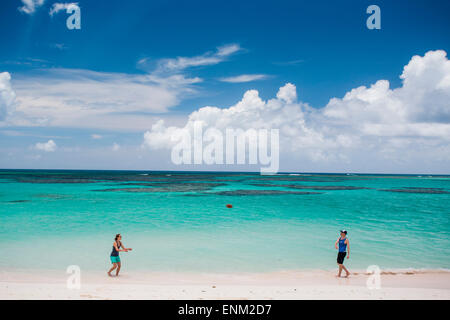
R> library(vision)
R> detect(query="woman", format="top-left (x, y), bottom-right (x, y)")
top-left (108, 234), bottom-right (132, 277)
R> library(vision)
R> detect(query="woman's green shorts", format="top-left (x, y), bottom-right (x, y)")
top-left (110, 256), bottom-right (121, 264)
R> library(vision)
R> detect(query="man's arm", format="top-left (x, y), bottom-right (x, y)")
top-left (346, 239), bottom-right (350, 258)
top-left (335, 238), bottom-right (339, 250)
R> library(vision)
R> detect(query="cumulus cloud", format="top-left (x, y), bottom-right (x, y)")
top-left (324, 50), bottom-right (450, 132)
top-left (49, 2), bottom-right (78, 16)
top-left (220, 74), bottom-right (268, 83)
top-left (143, 83), bottom-right (324, 155)
top-left (276, 82), bottom-right (297, 104)
top-left (35, 140), bottom-right (57, 152)
top-left (18, 0), bottom-right (45, 14)
top-left (143, 50), bottom-right (450, 172)
top-left (0, 72), bottom-right (16, 121)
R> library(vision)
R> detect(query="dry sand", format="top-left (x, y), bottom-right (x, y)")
top-left (1, 269), bottom-right (449, 300)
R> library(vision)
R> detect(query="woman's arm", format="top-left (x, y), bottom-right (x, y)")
top-left (119, 241), bottom-right (132, 251)
top-left (114, 242), bottom-right (128, 252)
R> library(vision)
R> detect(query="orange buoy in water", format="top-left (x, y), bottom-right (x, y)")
top-left (226, 204), bottom-right (233, 208)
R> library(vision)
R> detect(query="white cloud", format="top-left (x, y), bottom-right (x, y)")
top-left (112, 142), bottom-right (120, 151)
top-left (216, 44), bottom-right (241, 57)
top-left (220, 74), bottom-right (268, 83)
top-left (145, 74), bottom-right (203, 88)
top-left (323, 50), bottom-right (450, 130)
top-left (0, 72), bottom-right (16, 121)
top-left (49, 3), bottom-right (78, 16)
top-left (143, 83), bottom-right (322, 153)
top-left (10, 68), bottom-right (188, 129)
top-left (140, 44), bottom-right (242, 74)
top-left (51, 43), bottom-right (68, 50)
top-left (7, 44), bottom-right (243, 131)
top-left (143, 50), bottom-right (450, 172)
top-left (91, 134), bottom-right (102, 139)
top-left (18, 0), bottom-right (45, 14)
top-left (35, 139), bottom-right (57, 152)
top-left (276, 82), bottom-right (297, 103)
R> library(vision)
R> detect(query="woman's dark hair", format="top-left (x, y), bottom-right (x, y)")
top-left (115, 234), bottom-right (121, 240)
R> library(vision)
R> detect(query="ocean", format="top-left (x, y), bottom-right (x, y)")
top-left (0, 170), bottom-right (449, 273)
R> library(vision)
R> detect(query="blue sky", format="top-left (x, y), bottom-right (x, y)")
top-left (0, 0), bottom-right (449, 173)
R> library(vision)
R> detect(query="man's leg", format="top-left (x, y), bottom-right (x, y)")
top-left (116, 261), bottom-right (121, 276)
top-left (338, 264), bottom-right (343, 277)
top-left (341, 265), bottom-right (350, 277)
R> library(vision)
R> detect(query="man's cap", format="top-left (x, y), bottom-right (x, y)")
top-left (340, 230), bottom-right (347, 234)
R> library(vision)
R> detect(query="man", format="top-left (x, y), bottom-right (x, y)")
top-left (335, 230), bottom-right (350, 277)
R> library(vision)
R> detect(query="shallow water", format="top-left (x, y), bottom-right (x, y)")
top-left (0, 170), bottom-right (449, 272)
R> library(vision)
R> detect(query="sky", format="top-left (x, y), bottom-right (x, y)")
top-left (0, 0), bottom-right (449, 173)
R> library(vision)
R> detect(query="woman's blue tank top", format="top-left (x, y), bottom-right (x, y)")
top-left (338, 238), bottom-right (347, 252)
top-left (111, 241), bottom-right (121, 257)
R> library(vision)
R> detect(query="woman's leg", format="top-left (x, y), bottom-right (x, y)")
top-left (116, 261), bottom-right (121, 276)
top-left (108, 263), bottom-right (117, 276)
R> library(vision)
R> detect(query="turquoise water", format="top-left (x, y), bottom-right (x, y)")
top-left (0, 170), bottom-right (449, 273)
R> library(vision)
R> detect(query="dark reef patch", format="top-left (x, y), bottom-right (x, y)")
top-left (379, 188), bottom-right (449, 194)
top-left (2, 171), bottom-right (243, 184)
top-left (16, 178), bottom-right (95, 184)
top-left (6, 200), bottom-right (31, 203)
top-left (248, 175), bottom-right (369, 183)
top-left (250, 184), bottom-right (368, 191)
top-left (94, 182), bottom-right (226, 193)
top-left (116, 182), bottom-right (225, 187)
top-left (212, 190), bottom-right (321, 196)
top-left (34, 194), bottom-right (71, 200)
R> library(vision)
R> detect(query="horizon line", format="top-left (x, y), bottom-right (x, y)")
top-left (0, 168), bottom-right (449, 176)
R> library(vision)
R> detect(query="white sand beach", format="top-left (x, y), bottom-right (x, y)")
top-left (1, 269), bottom-right (449, 300)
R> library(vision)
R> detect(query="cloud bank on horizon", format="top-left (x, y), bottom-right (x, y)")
top-left (1, 50), bottom-right (450, 173)
top-left (142, 50), bottom-right (450, 170)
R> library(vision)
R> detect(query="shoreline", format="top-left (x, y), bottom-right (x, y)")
top-left (1, 269), bottom-right (449, 300)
